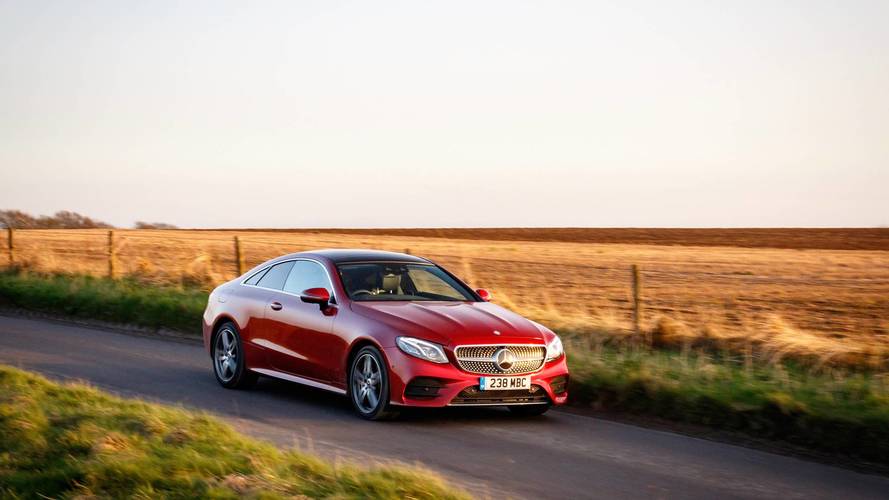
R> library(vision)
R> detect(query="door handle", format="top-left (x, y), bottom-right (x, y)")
top-left (270, 302), bottom-right (283, 311)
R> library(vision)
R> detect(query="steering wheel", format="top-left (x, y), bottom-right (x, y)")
top-left (352, 289), bottom-right (374, 296)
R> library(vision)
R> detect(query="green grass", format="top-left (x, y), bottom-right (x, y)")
top-left (0, 270), bottom-right (206, 332)
top-left (566, 345), bottom-right (889, 462)
top-left (2, 270), bottom-right (889, 463)
top-left (0, 365), bottom-right (468, 499)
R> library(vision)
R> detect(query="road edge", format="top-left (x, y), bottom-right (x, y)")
top-left (0, 307), bottom-right (202, 345)
top-left (2, 307), bottom-right (888, 479)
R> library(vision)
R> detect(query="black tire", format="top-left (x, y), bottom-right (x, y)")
top-left (212, 322), bottom-right (258, 389)
top-left (507, 404), bottom-right (551, 416)
top-left (348, 346), bottom-right (399, 420)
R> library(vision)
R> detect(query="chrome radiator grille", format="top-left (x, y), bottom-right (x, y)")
top-left (454, 344), bottom-right (546, 375)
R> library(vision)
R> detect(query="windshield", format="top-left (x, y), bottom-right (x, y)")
top-left (337, 263), bottom-right (476, 302)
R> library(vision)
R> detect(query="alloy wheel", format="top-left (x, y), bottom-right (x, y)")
top-left (214, 327), bottom-right (238, 383)
top-left (351, 353), bottom-right (382, 413)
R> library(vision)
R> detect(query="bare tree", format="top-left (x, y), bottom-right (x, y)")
top-left (0, 210), bottom-right (38, 229)
top-left (134, 221), bottom-right (179, 229)
top-left (0, 209), bottom-right (114, 229)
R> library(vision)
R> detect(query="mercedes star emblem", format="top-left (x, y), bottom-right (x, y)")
top-left (493, 348), bottom-right (516, 371)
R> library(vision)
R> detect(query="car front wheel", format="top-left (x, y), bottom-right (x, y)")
top-left (349, 346), bottom-right (398, 420)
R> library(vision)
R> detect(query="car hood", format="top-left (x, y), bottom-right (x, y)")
top-left (349, 300), bottom-right (547, 347)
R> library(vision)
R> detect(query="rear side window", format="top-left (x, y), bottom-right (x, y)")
top-left (243, 268), bottom-right (268, 286)
top-left (283, 261), bottom-right (331, 295)
top-left (256, 261), bottom-right (294, 290)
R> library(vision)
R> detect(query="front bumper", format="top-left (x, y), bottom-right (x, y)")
top-left (382, 346), bottom-right (569, 407)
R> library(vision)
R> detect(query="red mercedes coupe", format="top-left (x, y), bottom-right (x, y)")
top-left (202, 249), bottom-right (569, 419)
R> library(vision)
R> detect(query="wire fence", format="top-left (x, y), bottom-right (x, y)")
top-left (3, 227), bottom-right (887, 348)
top-left (0, 228), bottom-right (657, 334)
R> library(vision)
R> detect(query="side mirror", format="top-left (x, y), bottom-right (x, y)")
top-left (476, 288), bottom-right (492, 302)
top-left (300, 287), bottom-right (330, 306)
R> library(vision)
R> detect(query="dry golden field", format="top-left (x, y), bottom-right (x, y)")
top-left (5, 228), bottom-right (889, 368)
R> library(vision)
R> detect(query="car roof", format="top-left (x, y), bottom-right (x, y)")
top-left (287, 249), bottom-right (431, 265)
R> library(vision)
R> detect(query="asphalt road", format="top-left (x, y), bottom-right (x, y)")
top-left (2, 315), bottom-right (888, 499)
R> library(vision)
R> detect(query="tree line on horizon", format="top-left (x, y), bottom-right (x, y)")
top-left (0, 209), bottom-right (177, 230)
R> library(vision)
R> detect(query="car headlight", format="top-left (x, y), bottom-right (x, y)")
top-left (545, 335), bottom-right (564, 362)
top-left (396, 336), bottom-right (448, 364)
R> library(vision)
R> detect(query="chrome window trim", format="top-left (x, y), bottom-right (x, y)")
top-left (335, 260), bottom-right (432, 266)
top-left (241, 267), bottom-right (270, 285)
top-left (239, 258), bottom-right (338, 305)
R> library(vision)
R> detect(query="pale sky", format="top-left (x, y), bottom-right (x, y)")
top-left (1, 0), bottom-right (887, 228)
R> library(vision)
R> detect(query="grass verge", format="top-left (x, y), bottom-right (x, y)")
top-left (0, 364), bottom-right (468, 499)
top-left (566, 345), bottom-right (889, 463)
top-left (2, 270), bottom-right (888, 463)
top-left (0, 270), bottom-right (206, 332)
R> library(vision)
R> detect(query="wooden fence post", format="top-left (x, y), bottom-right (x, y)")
top-left (6, 228), bottom-right (13, 267)
top-left (234, 236), bottom-right (245, 276)
top-left (631, 264), bottom-right (644, 343)
top-left (107, 230), bottom-right (116, 278)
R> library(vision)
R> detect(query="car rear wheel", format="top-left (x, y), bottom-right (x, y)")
top-left (349, 346), bottom-right (399, 420)
top-left (212, 322), bottom-right (257, 389)
top-left (507, 404), bottom-right (551, 416)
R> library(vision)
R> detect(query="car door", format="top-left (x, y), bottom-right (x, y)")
top-left (264, 260), bottom-right (341, 382)
top-left (233, 265), bottom-right (279, 369)
top-left (241, 260), bottom-right (292, 365)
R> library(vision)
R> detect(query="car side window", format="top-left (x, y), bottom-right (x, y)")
top-left (283, 261), bottom-right (331, 295)
top-left (255, 261), bottom-right (295, 290)
top-left (243, 268), bottom-right (268, 286)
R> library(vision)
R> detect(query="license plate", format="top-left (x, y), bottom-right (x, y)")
top-left (479, 376), bottom-right (531, 391)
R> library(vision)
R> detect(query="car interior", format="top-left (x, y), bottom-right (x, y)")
top-left (339, 264), bottom-right (470, 301)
